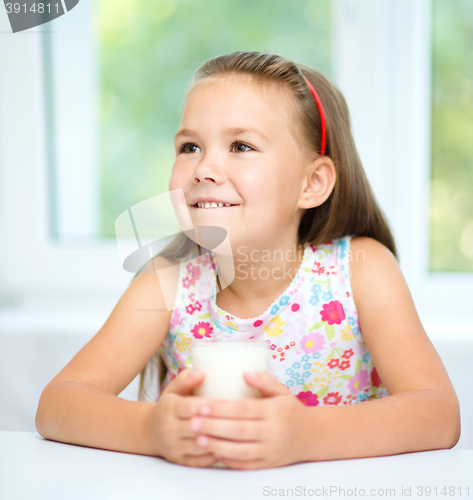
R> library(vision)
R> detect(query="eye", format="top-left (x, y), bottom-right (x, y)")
top-left (231, 141), bottom-right (253, 153)
top-left (179, 142), bottom-right (201, 154)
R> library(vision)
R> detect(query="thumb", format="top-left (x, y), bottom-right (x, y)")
top-left (243, 371), bottom-right (291, 397)
top-left (164, 369), bottom-right (204, 396)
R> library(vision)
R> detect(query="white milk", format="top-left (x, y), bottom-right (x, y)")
top-left (192, 340), bottom-right (269, 399)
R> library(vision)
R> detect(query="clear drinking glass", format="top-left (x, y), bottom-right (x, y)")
top-left (191, 338), bottom-right (270, 400)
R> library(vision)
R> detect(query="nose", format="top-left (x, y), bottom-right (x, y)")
top-left (192, 156), bottom-right (225, 184)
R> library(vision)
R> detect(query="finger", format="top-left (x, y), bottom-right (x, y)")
top-left (189, 415), bottom-right (263, 442)
top-left (195, 398), bottom-right (264, 419)
top-left (174, 395), bottom-right (216, 419)
top-left (179, 437), bottom-right (217, 456)
top-left (164, 369), bottom-right (205, 396)
top-left (243, 372), bottom-right (292, 397)
top-left (194, 399), bottom-right (263, 419)
top-left (174, 418), bottom-right (205, 439)
top-left (195, 435), bottom-right (262, 462)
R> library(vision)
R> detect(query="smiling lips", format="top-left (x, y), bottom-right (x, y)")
top-left (192, 201), bottom-right (239, 209)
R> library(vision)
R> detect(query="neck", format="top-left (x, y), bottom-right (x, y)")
top-left (215, 240), bottom-right (305, 315)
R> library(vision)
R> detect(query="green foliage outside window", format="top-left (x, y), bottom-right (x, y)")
top-left (430, 0), bottom-right (473, 272)
top-left (92, 0), bottom-right (332, 238)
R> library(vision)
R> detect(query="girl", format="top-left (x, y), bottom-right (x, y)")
top-left (36, 51), bottom-right (460, 470)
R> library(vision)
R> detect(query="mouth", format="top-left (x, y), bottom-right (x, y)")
top-left (191, 202), bottom-right (240, 209)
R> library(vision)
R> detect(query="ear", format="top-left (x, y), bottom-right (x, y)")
top-left (298, 157), bottom-right (336, 210)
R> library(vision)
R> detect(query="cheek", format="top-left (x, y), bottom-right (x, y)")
top-left (168, 167), bottom-right (185, 192)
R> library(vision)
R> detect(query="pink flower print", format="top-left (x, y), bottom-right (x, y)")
top-left (209, 254), bottom-right (217, 270)
top-left (320, 300), bottom-right (346, 325)
top-left (312, 261), bottom-right (325, 276)
top-left (191, 321), bottom-right (213, 339)
top-left (300, 332), bottom-right (326, 354)
top-left (189, 293), bottom-right (196, 302)
top-left (186, 304), bottom-right (195, 314)
top-left (193, 301), bottom-right (202, 312)
top-left (194, 255), bottom-right (205, 266)
top-left (327, 358), bottom-right (339, 369)
top-left (190, 266), bottom-right (201, 285)
top-left (296, 391), bottom-right (319, 406)
top-left (186, 262), bottom-right (193, 274)
top-left (347, 369), bottom-right (369, 394)
top-left (342, 349), bottom-right (354, 360)
top-left (169, 311), bottom-right (182, 330)
top-left (323, 392), bottom-right (342, 405)
top-left (182, 276), bottom-right (191, 289)
top-left (339, 360), bottom-right (350, 371)
top-left (371, 366), bottom-right (382, 388)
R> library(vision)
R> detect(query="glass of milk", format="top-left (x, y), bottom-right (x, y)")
top-left (191, 339), bottom-right (270, 399)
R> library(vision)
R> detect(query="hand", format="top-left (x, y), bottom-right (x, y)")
top-left (189, 372), bottom-right (311, 469)
top-left (145, 369), bottom-right (219, 467)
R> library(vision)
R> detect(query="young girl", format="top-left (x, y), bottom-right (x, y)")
top-left (36, 51), bottom-right (460, 470)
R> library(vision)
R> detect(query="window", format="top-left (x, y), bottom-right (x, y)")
top-left (430, 0), bottom-right (473, 272)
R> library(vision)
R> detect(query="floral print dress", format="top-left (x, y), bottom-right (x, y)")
top-left (158, 235), bottom-right (388, 406)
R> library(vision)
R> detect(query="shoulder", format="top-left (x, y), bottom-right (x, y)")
top-left (348, 236), bottom-right (398, 282)
top-left (348, 236), bottom-right (401, 300)
top-left (347, 235), bottom-right (423, 349)
top-left (129, 256), bottom-right (181, 310)
top-left (349, 236), bottom-right (396, 263)
top-left (134, 255), bottom-right (181, 279)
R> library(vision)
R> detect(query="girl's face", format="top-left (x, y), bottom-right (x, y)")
top-left (169, 74), bottom-right (311, 251)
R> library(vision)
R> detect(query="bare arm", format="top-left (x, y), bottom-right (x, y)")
top-left (303, 236), bottom-right (461, 460)
top-left (35, 257), bottom-right (173, 456)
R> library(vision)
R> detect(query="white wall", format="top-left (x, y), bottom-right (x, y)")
top-left (0, 307), bottom-right (140, 431)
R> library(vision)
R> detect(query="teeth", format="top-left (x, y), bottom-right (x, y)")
top-left (195, 201), bottom-right (238, 208)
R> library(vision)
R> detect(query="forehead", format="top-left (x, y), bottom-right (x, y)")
top-left (181, 74), bottom-right (299, 131)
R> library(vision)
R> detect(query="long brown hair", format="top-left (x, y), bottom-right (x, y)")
top-left (138, 51), bottom-right (397, 401)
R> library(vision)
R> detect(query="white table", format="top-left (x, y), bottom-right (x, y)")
top-left (0, 432), bottom-right (472, 500)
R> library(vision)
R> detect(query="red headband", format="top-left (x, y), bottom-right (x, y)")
top-left (303, 76), bottom-right (326, 157)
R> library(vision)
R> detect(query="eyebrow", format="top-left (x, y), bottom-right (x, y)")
top-left (174, 126), bottom-right (269, 143)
